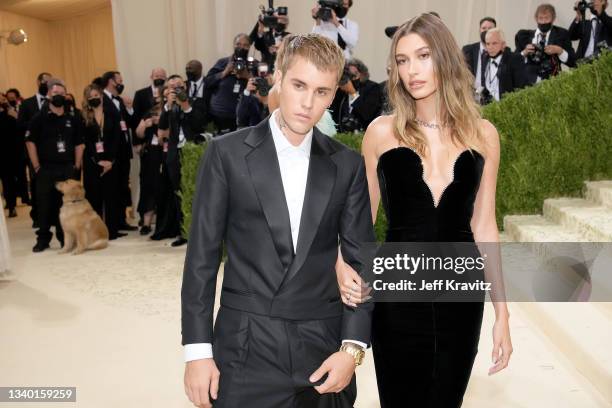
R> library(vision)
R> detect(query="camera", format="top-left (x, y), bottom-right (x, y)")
top-left (574, 0), bottom-right (595, 14)
top-left (526, 39), bottom-right (555, 79)
top-left (316, 0), bottom-right (344, 22)
top-left (234, 47), bottom-right (249, 72)
top-left (173, 86), bottom-right (188, 103)
top-left (476, 87), bottom-right (493, 105)
top-left (254, 77), bottom-right (270, 97)
top-left (340, 114), bottom-right (362, 132)
top-left (259, 1), bottom-right (288, 29)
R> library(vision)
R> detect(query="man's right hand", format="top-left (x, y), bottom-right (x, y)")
top-left (222, 59), bottom-right (235, 78)
top-left (575, 1), bottom-right (584, 20)
top-left (184, 358), bottom-right (220, 408)
top-left (522, 44), bottom-right (535, 56)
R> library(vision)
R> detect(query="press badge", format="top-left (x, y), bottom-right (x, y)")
top-left (151, 135), bottom-right (159, 146)
top-left (120, 120), bottom-right (128, 131)
top-left (163, 142), bottom-right (168, 152)
top-left (57, 140), bottom-right (66, 153)
top-left (96, 141), bottom-right (104, 153)
top-left (233, 83), bottom-right (241, 94)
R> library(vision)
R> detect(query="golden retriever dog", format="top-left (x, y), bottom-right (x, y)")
top-left (56, 179), bottom-right (109, 254)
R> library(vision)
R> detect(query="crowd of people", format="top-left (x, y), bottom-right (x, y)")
top-left (0, 1), bottom-right (610, 253)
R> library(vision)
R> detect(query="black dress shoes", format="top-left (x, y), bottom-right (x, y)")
top-left (109, 232), bottom-right (128, 240)
top-left (140, 225), bottom-right (152, 235)
top-left (32, 242), bottom-right (50, 253)
top-left (171, 237), bottom-right (188, 247)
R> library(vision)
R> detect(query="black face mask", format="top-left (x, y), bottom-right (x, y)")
top-left (38, 82), bottom-right (48, 96)
top-left (115, 83), bottom-right (125, 95)
top-left (275, 23), bottom-right (287, 32)
top-left (8, 100), bottom-right (17, 107)
top-left (153, 78), bottom-right (165, 87)
top-left (88, 98), bottom-right (101, 108)
top-left (538, 22), bottom-right (552, 33)
top-left (351, 78), bottom-right (361, 90)
top-left (480, 30), bottom-right (488, 44)
top-left (51, 94), bottom-right (66, 108)
top-left (234, 47), bottom-right (249, 60)
top-left (185, 72), bottom-right (198, 82)
top-left (335, 6), bottom-right (348, 19)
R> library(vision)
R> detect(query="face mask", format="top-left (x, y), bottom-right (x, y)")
top-left (8, 100), bottom-right (17, 107)
top-left (275, 23), bottom-right (287, 32)
top-left (51, 94), bottom-right (66, 108)
top-left (153, 78), bottom-right (165, 87)
top-left (115, 83), bottom-right (125, 95)
top-left (538, 22), bottom-right (552, 33)
top-left (480, 30), bottom-right (488, 44)
top-left (234, 47), bottom-right (249, 60)
top-left (335, 6), bottom-right (348, 18)
top-left (351, 78), bottom-right (361, 90)
top-left (185, 72), bottom-right (198, 82)
top-left (38, 82), bottom-right (48, 96)
top-left (88, 98), bottom-right (101, 108)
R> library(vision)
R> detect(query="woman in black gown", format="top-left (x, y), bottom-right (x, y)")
top-left (336, 14), bottom-right (512, 407)
top-left (81, 84), bottom-right (122, 240)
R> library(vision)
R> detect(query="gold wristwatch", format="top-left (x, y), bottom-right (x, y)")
top-left (340, 342), bottom-right (365, 366)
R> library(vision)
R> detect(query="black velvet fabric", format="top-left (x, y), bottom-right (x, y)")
top-left (372, 146), bottom-right (486, 408)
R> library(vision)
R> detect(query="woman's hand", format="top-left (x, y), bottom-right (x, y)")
top-left (335, 257), bottom-right (371, 307)
top-left (489, 314), bottom-right (513, 375)
top-left (98, 160), bottom-right (112, 176)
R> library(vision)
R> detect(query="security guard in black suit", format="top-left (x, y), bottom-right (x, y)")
top-left (25, 79), bottom-right (84, 253)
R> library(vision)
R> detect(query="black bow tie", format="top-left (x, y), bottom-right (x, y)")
top-left (112, 95), bottom-right (120, 101)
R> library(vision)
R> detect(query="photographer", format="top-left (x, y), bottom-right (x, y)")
top-left (152, 75), bottom-right (204, 247)
top-left (236, 62), bottom-right (271, 128)
top-left (515, 4), bottom-right (576, 85)
top-left (462, 17), bottom-right (498, 90)
top-left (330, 58), bottom-right (382, 132)
top-left (249, 4), bottom-right (290, 71)
top-left (204, 34), bottom-right (252, 134)
top-left (569, 0), bottom-right (612, 59)
top-left (312, 0), bottom-right (359, 59)
top-left (25, 79), bottom-right (84, 252)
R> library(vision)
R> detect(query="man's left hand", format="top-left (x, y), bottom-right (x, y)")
top-left (544, 44), bottom-right (563, 55)
top-left (309, 351), bottom-right (355, 394)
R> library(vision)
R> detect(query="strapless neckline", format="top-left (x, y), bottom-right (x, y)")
top-left (378, 147), bottom-right (474, 208)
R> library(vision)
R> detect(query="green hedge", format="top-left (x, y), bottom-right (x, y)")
top-left (181, 52), bottom-right (612, 240)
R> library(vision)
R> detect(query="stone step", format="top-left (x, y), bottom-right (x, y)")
top-left (543, 198), bottom-right (612, 242)
top-left (503, 214), bottom-right (590, 242)
top-left (585, 181), bottom-right (612, 208)
top-left (515, 302), bottom-right (612, 404)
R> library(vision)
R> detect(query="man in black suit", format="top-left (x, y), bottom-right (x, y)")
top-left (101, 71), bottom-right (137, 231)
top-left (569, 0), bottom-right (612, 60)
top-left (331, 58), bottom-right (382, 132)
top-left (463, 17), bottom-right (498, 91)
top-left (182, 34), bottom-right (374, 408)
top-left (515, 4), bottom-right (576, 84)
top-left (185, 60), bottom-right (208, 124)
top-left (481, 28), bottom-right (528, 104)
top-left (152, 75), bottom-right (204, 247)
top-left (17, 72), bottom-right (52, 226)
top-left (133, 68), bottom-right (166, 127)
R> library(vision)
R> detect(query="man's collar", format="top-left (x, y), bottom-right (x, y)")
top-left (269, 109), bottom-right (312, 156)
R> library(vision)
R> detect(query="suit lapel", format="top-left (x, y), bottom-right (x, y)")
top-left (282, 129), bottom-right (337, 285)
top-left (245, 119), bottom-right (295, 271)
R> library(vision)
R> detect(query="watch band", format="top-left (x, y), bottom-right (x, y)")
top-left (340, 343), bottom-right (365, 366)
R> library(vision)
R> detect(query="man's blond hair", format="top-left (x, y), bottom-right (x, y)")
top-left (277, 34), bottom-right (345, 82)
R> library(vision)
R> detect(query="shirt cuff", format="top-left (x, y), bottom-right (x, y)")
top-left (559, 50), bottom-right (568, 64)
top-left (184, 343), bottom-right (213, 362)
top-left (342, 339), bottom-right (368, 350)
top-left (182, 106), bottom-right (193, 113)
top-left (127, 107), bottom-right (134, 115)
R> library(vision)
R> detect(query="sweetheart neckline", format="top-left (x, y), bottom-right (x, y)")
top-left (377, 146), bottom-right (474, 208)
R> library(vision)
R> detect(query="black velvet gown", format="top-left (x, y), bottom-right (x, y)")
top-left (372, 146), bottom-right (486, 408)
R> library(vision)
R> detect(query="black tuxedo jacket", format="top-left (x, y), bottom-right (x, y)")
top-left (331, 80), bottom-right (383, 131)
top-left (181, 118), bottom-right (375, 345)
top-left (185, 78), bottom-right (208, 125)
top-left (132, 86), bottom-right (156, 125)
top-left (102, 93), bottom-right (136, 160)
top-left (494, 49), bottom-right (528, 98)
top-left (462, 42), bottom-right (481, 77)
top-left (17, 95), bottom-right (44, 133)
top-left (569, 11), bottom-right (612, 59)
top-left (158, 105), bottom-right (205, 189)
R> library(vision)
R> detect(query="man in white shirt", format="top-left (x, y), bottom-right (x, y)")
top-left (569, 0), bottom-right (612, 59)
top-left (462, 17), bottom-right (497, 91)
top-left (482, 28), bottom-right (527, 104)
top-left (311, 0), bottom-right (359, 59)
top-left (182, 33), bottom-right (374, 408)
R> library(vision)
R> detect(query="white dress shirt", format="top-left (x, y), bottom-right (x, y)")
top-left (36, 93), bottom-right (46, 109)
top-left (189, 76), bottom-right (205, 99)
top-left (585, 16), bottom-right (599, 58)
top-left (104, 89), bottom-right (120, 111)
top-left (312, 17), bottom-right (359, 59)
top-left (475, 43), bottom-right (486, 90)
top-left (184, 109), bottom-right (366, 362)
top-left (485, 54), bottom-right (502, 102)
